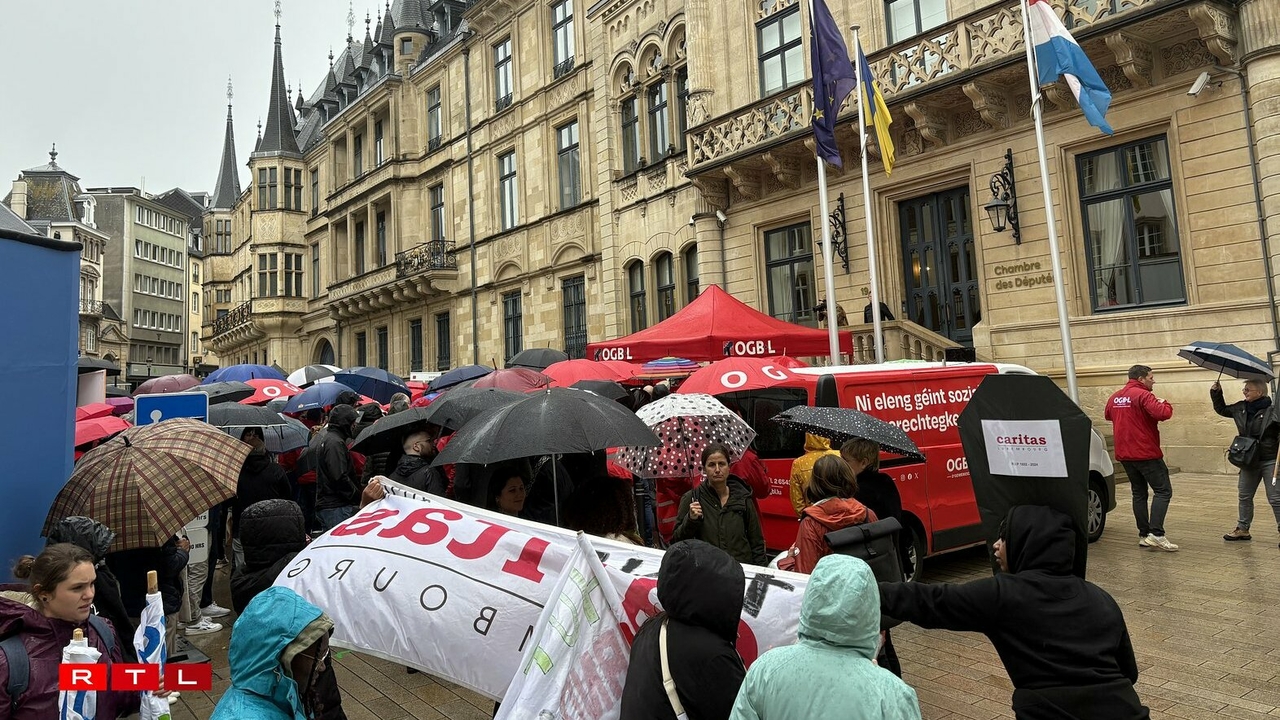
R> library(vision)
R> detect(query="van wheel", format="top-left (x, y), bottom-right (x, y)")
top-left (1088, 479), bottom-right (1107, 543)
top-left (902, 525), bottom-right (926, 582)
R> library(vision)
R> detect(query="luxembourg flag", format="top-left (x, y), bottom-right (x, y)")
top-left (1026, 0), bottom-right (1113, 134)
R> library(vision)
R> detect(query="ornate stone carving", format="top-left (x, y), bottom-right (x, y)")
top-left (903, 101), bottom-right (948, 149)
top-left (756, 0), bottom-right (798, 21)
top-left (647, 167), bottom-right (668, 193)
top-left (1188, 2), bottom-right (1238, 65)
top-left (723, 164), bottom-right (760, 200)
top-left (1041, 80), bottom-right (1075, 112)
top-left (687, 89), bottom-right (713, 125)
top-left (492, 109), bottom-right (520, 138)
top-left (962, 80), bottom-right (1010, 130)
top-left (762, 151), bottom-right (802, 189)
top-left (1097, 65), bottom-right (1132, 92)
top-left (620, 177), bottom-right (639, 203)
top-left (1105, 31), bottom-right (1153, 88)
top-left (1161, 39), bottom-right (1217, 76)
top-left (901, 128), bottom-right (924, 158)
top-left (953, 111), bottom-right (988, 138)
top-left (690, 175), bottom-right (728, 210)
top-left (551, 210), bottom-right (585, 242)
top-left (495, 234), bottom-right (522, 260)
top-left (548, 76), bottom-right (578, 109)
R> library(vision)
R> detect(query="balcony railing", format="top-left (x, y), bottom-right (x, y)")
top-left (396, 240), bottom-right (458, 278)
top-left (553, 56), bottom-right (576, 80)
top-left (428, 135), bottom-right (444, 154)
top-left (212, 300), bottom-right (250, 336)
top-left (79, 299), bottom-right (103, 316)
top-left (495, 94), bottom-right (513, 113)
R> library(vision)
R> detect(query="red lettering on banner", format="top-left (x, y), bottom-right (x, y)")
top-left (377, 508), bottom-right (463, 545)
top-left (621, 577), bottom-right (659, 642)
top-left (169, 662), bottom-right (214, 691)
top-left (502, 537), bottom-right (551, 583)
top-left (735, 620), bottom-right (759, 667)
top-left (111, 663), bottom-right (158, 691)
top-left (333, 508), bottom-right (400, 536)
top-left (60, 664), bottom-right (106, 690)
top-left (447, 520), bottom-right (513, 560)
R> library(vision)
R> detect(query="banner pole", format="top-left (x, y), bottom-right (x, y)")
top-left (852, 26), bottom-right (885, 364)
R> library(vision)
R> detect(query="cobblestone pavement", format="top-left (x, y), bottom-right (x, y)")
top-left (171, 472), bottom-right (1280, 720)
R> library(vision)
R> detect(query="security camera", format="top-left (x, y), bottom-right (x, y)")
top-left (1187, 71), bottom-right (1212, 96)
top-left (689, 215), bottom-right (696, 227)
top-left (715, 210), bottom-right (727, 224)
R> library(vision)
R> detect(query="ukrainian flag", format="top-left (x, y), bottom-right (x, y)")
top-left (856, 42), bottom-right (895, 175)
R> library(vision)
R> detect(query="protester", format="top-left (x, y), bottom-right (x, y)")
top-left (385, 429), bottom-right (448, 495)
top-left (840, 438), bottom-right (911, 570)
top-left (674, 443), bottom-right (768, 566)
top-left (212, 586), bottom-right (338, 720)
top-left (232, 427), bottom-right (292, 570)
top-left (487, 467), bottom-right (529, 516)
top-left (564, 474), bottom-right (644, 544)
top-left (0, 544), bottom-right (143, 718)
top-left (388, 392), bottom-right (411, 414)
top-left (1105, 365), bottom-right (1177, 551)
top-left (789, 434), bottom-right (841, 516)
top-left (105, 534), bottom-right (188, 653)
top-left (620, 540), bottom-right (746, 720)
top-left (730, 555), bottom-right (921, 720)
top-left (44, 516), bottom-right (137, 661)
top-left (1212, 380), bottom-right (1280, 544)
top-left (524, 453), bottom-right (573, 525)
top-left (355, 402), bottom-right (388, 482)
top-left (880, 505), bottom-right (1149, 720)
top-left (312, 404), bottom-right (362, 531)
top-left (792, 456), bottom-right (875, 574)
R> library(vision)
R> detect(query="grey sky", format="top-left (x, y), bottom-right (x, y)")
top-left (2, 0), bottom-right (367, 194)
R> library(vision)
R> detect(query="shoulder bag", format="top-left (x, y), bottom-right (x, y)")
top-left (659, 619), bottom-right (689, 720)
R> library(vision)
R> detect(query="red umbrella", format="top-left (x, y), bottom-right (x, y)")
top-left (75, 403), bottom-right (115, 421)
top-left (133, 374), bottom-right (200, 396)
top-left (773, 356), bottom-right (809, 369)
top-left (544, 359), bottom-right (640, 386)
top-left (677, 357), bottom-right (799, 396)
top-left (239, 378), bottom-right (304, 405)
top-left (74, 416), bottom-right (131, 447)
top-left (470, 368), bottom-right (551, 392)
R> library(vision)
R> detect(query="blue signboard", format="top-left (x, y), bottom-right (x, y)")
top-left (134, 392), bottom-right (209, 425)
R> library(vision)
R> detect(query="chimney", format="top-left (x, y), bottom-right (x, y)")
top-left (9, 180), bottom-right (27, 219)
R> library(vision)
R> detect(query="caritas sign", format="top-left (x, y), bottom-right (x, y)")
top-left (723, 339), bottom-right (779, 357)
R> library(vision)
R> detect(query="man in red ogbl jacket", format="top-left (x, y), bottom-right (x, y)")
top-left (1105, 364), bottom-right (1178, 552)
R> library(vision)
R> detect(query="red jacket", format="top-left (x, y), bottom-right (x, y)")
top-left (794, 497), bottom-right (875, 574)
top-left (1105, 379), bottom-right (1173, 461)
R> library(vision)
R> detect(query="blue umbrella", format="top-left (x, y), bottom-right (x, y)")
top-left (333, 367), bottom-right (410, 404)
top-left (1177, 341), bottom-right (1273, 382)
top-left (283, 382), bottom-right (355, 413)
top-left (202, 364), bottom-right (287, 384)
top-left (427, 364), bottom-right (494, 392)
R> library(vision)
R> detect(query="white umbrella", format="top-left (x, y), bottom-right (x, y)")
top-left (612, 393), bottom-right (757, 478)
top-left (59, 628), bottom-right (101, 720)
top-left (286, 364), bottom-right (341, 387)
top-left (132, 571), bottom-right (171, 720)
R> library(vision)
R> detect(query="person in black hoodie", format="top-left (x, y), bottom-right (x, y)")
top-left (620, 540), bottom-right (746, 720)
top-left (386, 429), bottom-right (447, 495)
top-left (45, 516), bottom-right (137, 662)
top-left (104, 534), bottom-right (188, 654)
top-left (231, 427), bottom-right (293, 569)
top-left (879, 505), bottom-right (1149, 720)
top-left (312, 404), bottom-right (361, 531)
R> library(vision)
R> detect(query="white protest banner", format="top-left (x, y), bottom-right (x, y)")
top-left (274, 480), bottom-right (808, 699)
top-left (495, 533), bottom-right (635, 720)
top-left (980, 419), bottom-right (1068, 477)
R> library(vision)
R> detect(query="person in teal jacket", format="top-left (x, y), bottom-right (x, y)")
top-left (212, 586), bottom-right (335, 720)
top-left (729, 555), bottom-right (921, 720)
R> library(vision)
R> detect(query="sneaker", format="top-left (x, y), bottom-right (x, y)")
top-left (1147, 535), bottom-right (1179, 552)
top-left (200, 602), bottom-right (231, 618)
top-left (1138, 534), bottom-right (1157, 548)
top-left (1224, 528), bottom-right (1252, 541)
top-left (185, 616), bottom-right (223, 635)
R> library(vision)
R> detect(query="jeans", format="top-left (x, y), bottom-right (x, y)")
top-left (316, 506), bottom-right (357, 533)
top-left (180, 559), bottom-right (208, 624)
top-left (1121, 459), bottom-right (1172, 536)
top-left (1236, 461), bottom-right (1280, 531)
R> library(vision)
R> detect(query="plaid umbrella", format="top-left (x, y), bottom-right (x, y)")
top-left (45, 418), bottom-right (250, 552)
top-left (612, 393), bottom-right (757, 479)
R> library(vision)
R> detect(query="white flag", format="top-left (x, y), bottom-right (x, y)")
top-left (59, 633), bottom-right (101, 720)
top-left (132, 591), bottom-right (171, 720)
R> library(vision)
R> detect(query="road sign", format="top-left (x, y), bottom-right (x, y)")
top-left (134, 392), bottom-right (209, 426)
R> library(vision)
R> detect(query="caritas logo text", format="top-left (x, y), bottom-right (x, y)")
top-left (60, 663), bottom-right (213, 691)
top-left (992, 433), bottom-right (1050, 446)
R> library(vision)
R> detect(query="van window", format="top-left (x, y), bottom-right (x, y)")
top-left (718, 388), bottom-right (809, 460)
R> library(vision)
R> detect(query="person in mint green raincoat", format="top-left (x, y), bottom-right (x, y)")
top-left (729, 555), bottom-right (921, 720)
top-left (211, 586), bottom-right (335, 720)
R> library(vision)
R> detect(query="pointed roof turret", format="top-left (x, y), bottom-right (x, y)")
top-left (211, 77), bottom-right (242, 210)
top-left (255, 4), bottom-right (301, 157)
top-left (287, 81), bottom-right (298, 129)
top-left (295, 81), bottom-right (306, 114)
top-left (378, 0), bottom-right (395, 47)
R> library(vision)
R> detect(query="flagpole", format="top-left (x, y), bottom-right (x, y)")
top-left (1021, 0), bottom-right (1079, 402)
top-left (852, 26), bottom-right (885, 364)
top-left (811, 0), bottom-right (842, 367)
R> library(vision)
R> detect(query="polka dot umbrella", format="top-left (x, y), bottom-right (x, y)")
top-left (612, 393), bottom-right (757, 479)
top-left (769, 405), bottom-right (924, 461)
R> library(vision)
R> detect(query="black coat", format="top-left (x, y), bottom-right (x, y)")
top-left (105, 537), bottom-right (188, 617)
top-left (308, 426), bottom-right (360, 510)
top-left (46, 517), bottom-right (137, 662)
top-left (880, 505), bottom-right (1147, 720)
top-left (1211, 389), bottom-right (1280, 466)
top-left (232, 448), bottom-right (292, 537)
top-left (524, 455), bottom-right (573, 526)
top-left (230, 499), bottom-right (307, 614)
top-left (854, 469), bottom-right (911, 568)
top-left (673, 478), bottom-right (768, 566)
top-left (620, 541), bottom-right (746, 720)
top-left (387, 454), bottom-right (447, 496)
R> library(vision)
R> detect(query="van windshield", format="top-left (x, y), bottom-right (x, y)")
top-left (717, 387), bottom-right (809, 460)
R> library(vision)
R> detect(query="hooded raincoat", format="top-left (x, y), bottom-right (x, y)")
top-left (789, 435), bottom-right (842, 516)
top-left (880, 505), bottom-right (1148, 720)
top-left (212, 586), bottom-right (336, 720)
top-left (730, 555), bottom-right (920, 720)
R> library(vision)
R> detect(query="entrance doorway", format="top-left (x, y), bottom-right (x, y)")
top-left (898, 187), bottom-right (980, 346)
top-left (315, 339), bottom-right (336, 366)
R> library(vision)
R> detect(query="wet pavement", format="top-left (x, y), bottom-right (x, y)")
top-left (171, 472), bottom-right (1280, 719)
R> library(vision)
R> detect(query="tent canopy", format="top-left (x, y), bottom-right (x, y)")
top-left (586, 285), bottom-right (853, 363)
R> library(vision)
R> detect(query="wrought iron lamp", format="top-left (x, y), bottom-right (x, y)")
top-left (983, 148), bottom-right (1021, 244)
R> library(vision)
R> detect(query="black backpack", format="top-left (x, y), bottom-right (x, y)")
top-left (824, 516), bottom-right (906, 584)
top-left (0, 613), bottom-right (115, 713)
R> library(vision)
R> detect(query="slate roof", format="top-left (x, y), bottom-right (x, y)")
top-left (211, 102), bottom-right (242, 209)
top-left (256, 24), bottom-right (301, 156)
top-left (0, 201), bottom-right (37, 235)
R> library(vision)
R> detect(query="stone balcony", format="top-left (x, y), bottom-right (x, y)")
top-left (206, 297), bottom-right (310, 354)
top-left (328, 240), bottom-right (460, 320)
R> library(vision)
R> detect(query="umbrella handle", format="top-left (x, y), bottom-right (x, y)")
top-left (147, 570), bottom-right (158, 594)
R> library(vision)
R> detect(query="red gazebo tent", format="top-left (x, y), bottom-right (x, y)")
top-left (586, 285), bottom-right (853, 363)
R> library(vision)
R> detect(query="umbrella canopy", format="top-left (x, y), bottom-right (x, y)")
top-left (427, 364), bottom-right (494, 392)
top-left (75, 403), bottom-right (115, 422)
top-left (507, 348), bottom-right (570, 370)
top-left (410, 391), bottom-right (441, 408)
top-left (465, 367), bottom-right (552, 392)
top-left (77, 356), bottom-right (121, 376)
top-left (202, 364), bottom-right (287, 384)
top-left (636, 356), bottom-right (701, 379)
top-left (198, 381), bottom-right (256, 405)
top-left (133, 374), bottom-right (199, 396)
top-left (434, 388), bottom-right (660, 466)
top-left (265, 397), bottom-right (290, 413)
top-left (351, 407), bottom-right (440, 455)
top-left (612, 393), bottom-right (757, 479)
top-left (221, 413), bottom-right (311, 453)
top-left (769, 405), bottom-right (924, 461)
top-left (677, 357), bottom-right (799, 395)
top-left (46, 418), bottom-right (250, 552)
top-left (104, 386), bottom-right (132, 398)
top-left (570, 380), bottom-right (629, 401)
top-left (287, 364), bottom-right (341, 387)
top-left (1177, 341), bottom-right (1273, 381)
top-left (284, 382), bottom-right (358, 413)
top-left (239, 378), bottom-right (304, 405)
top-left (544, 359), bottom-right (640, 386)
top-left (333, 367), bottom-right (410, 404)
top-left (105, 397), bottom-right (134, 415)
top-left (74, 416), bottom-right (131, 447)
top-left (413, 387), bottom-right (525, 433)
top-left (208, 403), bottom-right (289, 429)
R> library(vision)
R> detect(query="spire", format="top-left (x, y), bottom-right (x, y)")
top-left (211, 76), bottom-right (242, 209)
top-left (295, 80), bottom-right (305, 113)
top-left (378, 0), bottom-right (395, 47)
top-left (347, 2), bottom-right (355, 43)
top-left (48, 143), bottom-right (58, 167)
top-left (256, 5), bottom-right (301, 156)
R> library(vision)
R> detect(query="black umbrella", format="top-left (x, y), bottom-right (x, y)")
top-left (571, 379), bottom-right (629, 401)
top-left (770, 405), bottom-right (924, 461)
top-left (433, 388), bottom-right (660, 467)
top-left (77, 356), bottom-right (121, 376)
top-left (508, 348), bottom-right (570, 371)
top-left (415, 387), bottom-right (525, 432)
top-left (208, 403), bottom-right (289, 428)
top-left (351, 407), bottom-right (439, 455)
top-left (265, 397), bottom-right (289, 413)
top-left (427, 364), bottom-right (494, 392)
top-left (1177, 341), bottom-right (1273, 382)
top-left (333, 367), bottom-right (410, 404)
top-left (198, 381), bottom-right (256, 405)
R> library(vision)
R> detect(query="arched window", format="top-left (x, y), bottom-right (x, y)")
top-left (655, 252), bottom-right (675, 321)
top-left (316, 338), bottom-right (336, 366)
top-left (628, 261), bottom-right (647, 332)
top-left (683, 244), bottom-right (699, 302)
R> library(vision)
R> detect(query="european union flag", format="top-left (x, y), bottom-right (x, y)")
top-left (809, 0), bottom-right (855, 168)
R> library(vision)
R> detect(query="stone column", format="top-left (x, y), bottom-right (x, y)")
top-left (684, 0), bottom-right (716, 126)
top-left (691, 178), bottom-right (728, 289)
top-left (1238, 0), bottom-right (1280, 334)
